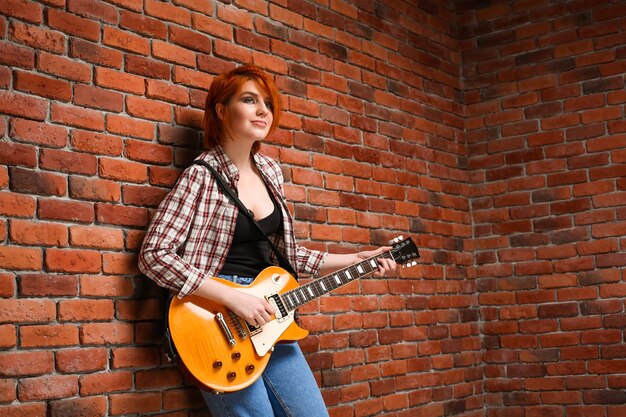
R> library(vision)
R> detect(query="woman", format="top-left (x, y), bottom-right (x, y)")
top-left (139, 64), bottom-right (397, 417)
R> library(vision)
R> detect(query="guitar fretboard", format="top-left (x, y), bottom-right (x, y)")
top-left (279, 251), bottom-right (396, 312)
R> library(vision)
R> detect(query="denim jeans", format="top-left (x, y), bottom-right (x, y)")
top-left (201, 275), bottom-right (329, 417)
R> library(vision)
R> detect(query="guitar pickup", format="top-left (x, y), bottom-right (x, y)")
top-left (268, 294), bottom-right (288, 321)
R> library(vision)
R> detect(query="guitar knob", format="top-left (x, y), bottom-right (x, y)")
top-left (245, 364), bottom-right (255, 374)
top-left (227, 371), bottom-right (236, 381)
top-left (231, 352), bottom-right (241, 360)
top-left (213, 361), bottom-right (223, 369)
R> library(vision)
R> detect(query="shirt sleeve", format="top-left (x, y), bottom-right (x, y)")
top-left (138, 165), bottom-right (208, 298)
top-left (296, 245), bottom-right (329, 276)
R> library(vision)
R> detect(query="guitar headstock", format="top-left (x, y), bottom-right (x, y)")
top-left (389, 236), bottom-right (420, 268)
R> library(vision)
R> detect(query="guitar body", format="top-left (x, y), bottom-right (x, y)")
top-left (168, 266), bottom-right (308, 393)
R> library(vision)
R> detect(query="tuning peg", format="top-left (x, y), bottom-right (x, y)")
top-left (388, 235), bottom-right (404, 245)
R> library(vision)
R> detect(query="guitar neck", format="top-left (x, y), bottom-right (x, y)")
top-left (279, 251), bottom-right (395, 312)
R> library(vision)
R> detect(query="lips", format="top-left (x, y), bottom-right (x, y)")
top-left (251, 120), bottom-right (267, 127)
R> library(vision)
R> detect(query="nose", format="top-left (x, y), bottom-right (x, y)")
top-left (257, 101), bottom-right (269, 115)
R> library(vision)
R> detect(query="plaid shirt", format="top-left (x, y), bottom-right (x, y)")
top-left (138, 145), bottom-right (328, 298)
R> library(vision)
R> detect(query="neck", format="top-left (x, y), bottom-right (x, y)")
top-left (221, 139), bottom-right (254, 172)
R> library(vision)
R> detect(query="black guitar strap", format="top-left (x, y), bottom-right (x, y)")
top-left (191, 159), bottom-right (299, 280)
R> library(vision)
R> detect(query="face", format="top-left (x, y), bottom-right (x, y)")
top-left (218, 80), bottom-right (274, 144)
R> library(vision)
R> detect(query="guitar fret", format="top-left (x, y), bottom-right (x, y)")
top-left (357, 265), bottom-right (364, 274)
top-left (320, 281), bottom-right (326, 291)
top-left (345, 270), bottom-right (352, 280)
top-left (369, 259), bottom-right (377, 268)
top-left (334, 274), bottom-right (341, 284)
top-left (307, 286), bottom-right (314, 297)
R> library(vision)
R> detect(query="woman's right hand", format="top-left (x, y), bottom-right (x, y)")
top-left (224, 288), bottom-right (276, 327)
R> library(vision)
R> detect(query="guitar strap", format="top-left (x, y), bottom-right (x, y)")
top-left (191, 159), bottom-right (299, 280)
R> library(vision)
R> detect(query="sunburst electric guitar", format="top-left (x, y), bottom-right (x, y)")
top-left (168, 236), bottom-right (419, 393)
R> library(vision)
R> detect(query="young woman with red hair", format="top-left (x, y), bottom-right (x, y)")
top-left (139, 64), bottom-right (396, 416)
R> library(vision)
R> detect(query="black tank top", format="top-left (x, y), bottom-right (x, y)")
top-left (219, 192), bottom-right (282, 278)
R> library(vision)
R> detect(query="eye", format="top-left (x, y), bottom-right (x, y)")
top-left (243, 96), bottom-right (255, 104)
top-left (265, 101), bottom-right (273, 110)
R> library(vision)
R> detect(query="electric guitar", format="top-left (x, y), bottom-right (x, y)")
top-left (168, 236), bottom-right (419, 393)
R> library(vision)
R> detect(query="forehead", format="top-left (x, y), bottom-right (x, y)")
top-left (238, 79), bottom-right (269, 97)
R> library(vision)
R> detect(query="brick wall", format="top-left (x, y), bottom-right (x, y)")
top-left (0, 1), bottom-right (483, 417)
top-left (461, 1), bottom-right (626, 417)
top-left (3, 0), bottom-right (624, 416)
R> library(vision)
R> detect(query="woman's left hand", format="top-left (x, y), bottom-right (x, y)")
top-left (356, 246), bottom-right (397, 277)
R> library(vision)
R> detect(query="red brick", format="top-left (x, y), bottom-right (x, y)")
top-left (0, 90), bottom-right (48, 121)
top-left (125, 54), bottom-right (170, 79)
top-left (70, 130), bottom-right (123, 156)
top-left (120, 10), bottom-right (167, 39)
top-left (50, 396), bottom-right (107, 417)
top-left (146, 79), bottom-right (189, 105)
top-left (69, 176), bottom-right (120, 202)
top-left (148, 166), bottom-right (181, 187)
top-left (59, 299), bottom-right (114, 322)
top-left (98, 158), bottom-right (147, 183)
top-left (19, 274), bottom-right (78, 296)
top-left (144, 0), bottom-right (191, 25)
top-left (124, 139), bottom-right (173, 164)
top-left (0, 141), bottom-right (37, 167)
top-left (192, 12), bottom-right (232, 40)
top-left (47, 8), bottom-right (100, 41)
top-left (95, 67), bottom-right (145, 94)
top-left (95, 203), bottom-right (148, 227)
top-left (169, 25), bottom-right (212, 54)
top-left (9, 219), bottom-right (68, 246)
top-left (109, 392), bottom-right (161, 415)
top-left (38, 198), bottom-right (94, 223)
top-left (172, 65), bottom-right (213, 91)
top-left (79, 275), bottom-right (133, 297)
top-left (9, 21), bottom-right (64, 53)
top-left (45, 248), bottom-right (102, 273)
top-left (10, 118), bottom-right (68, 148)
top-left (39, 148), bottom-right (97, 175)
top-left (0, 324), bottom-right (17, 348)
top-left (37, 51), bottom-right (91, 83)
top-left (18, 374), bottom-right (78, 401)
top-left (70, 38), bottom-right (122, 68)
top-left (51, 104), bottom-right (105, 131)
top-left (121, 184), bottom-right (168, 207)
top-left (0, 0), bottom-right (42, 23)
top-left (102, 252), bottom-right (139, 274)
top-left (74, 84), bottom-right (124, 112)
top-left (103, 26), bottom-right (149, 55)
top-left (126, 95), bottom-right (172, 122)
top-left (0, 42), bottom-right (35, 69)
top-left (69, 225), bottom-right (124, 250)
top-left (106, 114), bottom-right (154, 140)
top-left (1, 351), bottom-right (52, 382)
top-left (79, 323), bottom-right (133, 345)
top-left (79, 371), bottom-right (132, 395)
top-left (0, 246), bottom-right (42, 271)
top-left (20, 324), bottom-right (79, 348)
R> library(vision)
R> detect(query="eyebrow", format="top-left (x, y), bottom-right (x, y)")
top-left (240, 91), bottom-right (270, 100)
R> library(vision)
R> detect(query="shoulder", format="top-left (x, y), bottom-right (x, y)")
top-left (254, 152), bottom-right (284, 182)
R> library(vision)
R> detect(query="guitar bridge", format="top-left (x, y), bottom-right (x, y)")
top-left (228, 310), bottom-right (248, 340)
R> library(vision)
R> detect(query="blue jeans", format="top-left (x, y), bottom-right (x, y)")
top-left (201, 275), bottom-right (329, 417)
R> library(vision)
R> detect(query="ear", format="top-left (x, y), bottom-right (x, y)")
top-left (215, 103), bottom-right (225, 120)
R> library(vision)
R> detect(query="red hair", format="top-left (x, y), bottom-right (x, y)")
top-left (203, 64), bottom-right (282, 152)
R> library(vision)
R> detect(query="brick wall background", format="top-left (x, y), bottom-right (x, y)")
top-left (461, 1), bottom-right (626, 417)
top-left (0, 0), bottom-right (624, 416)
